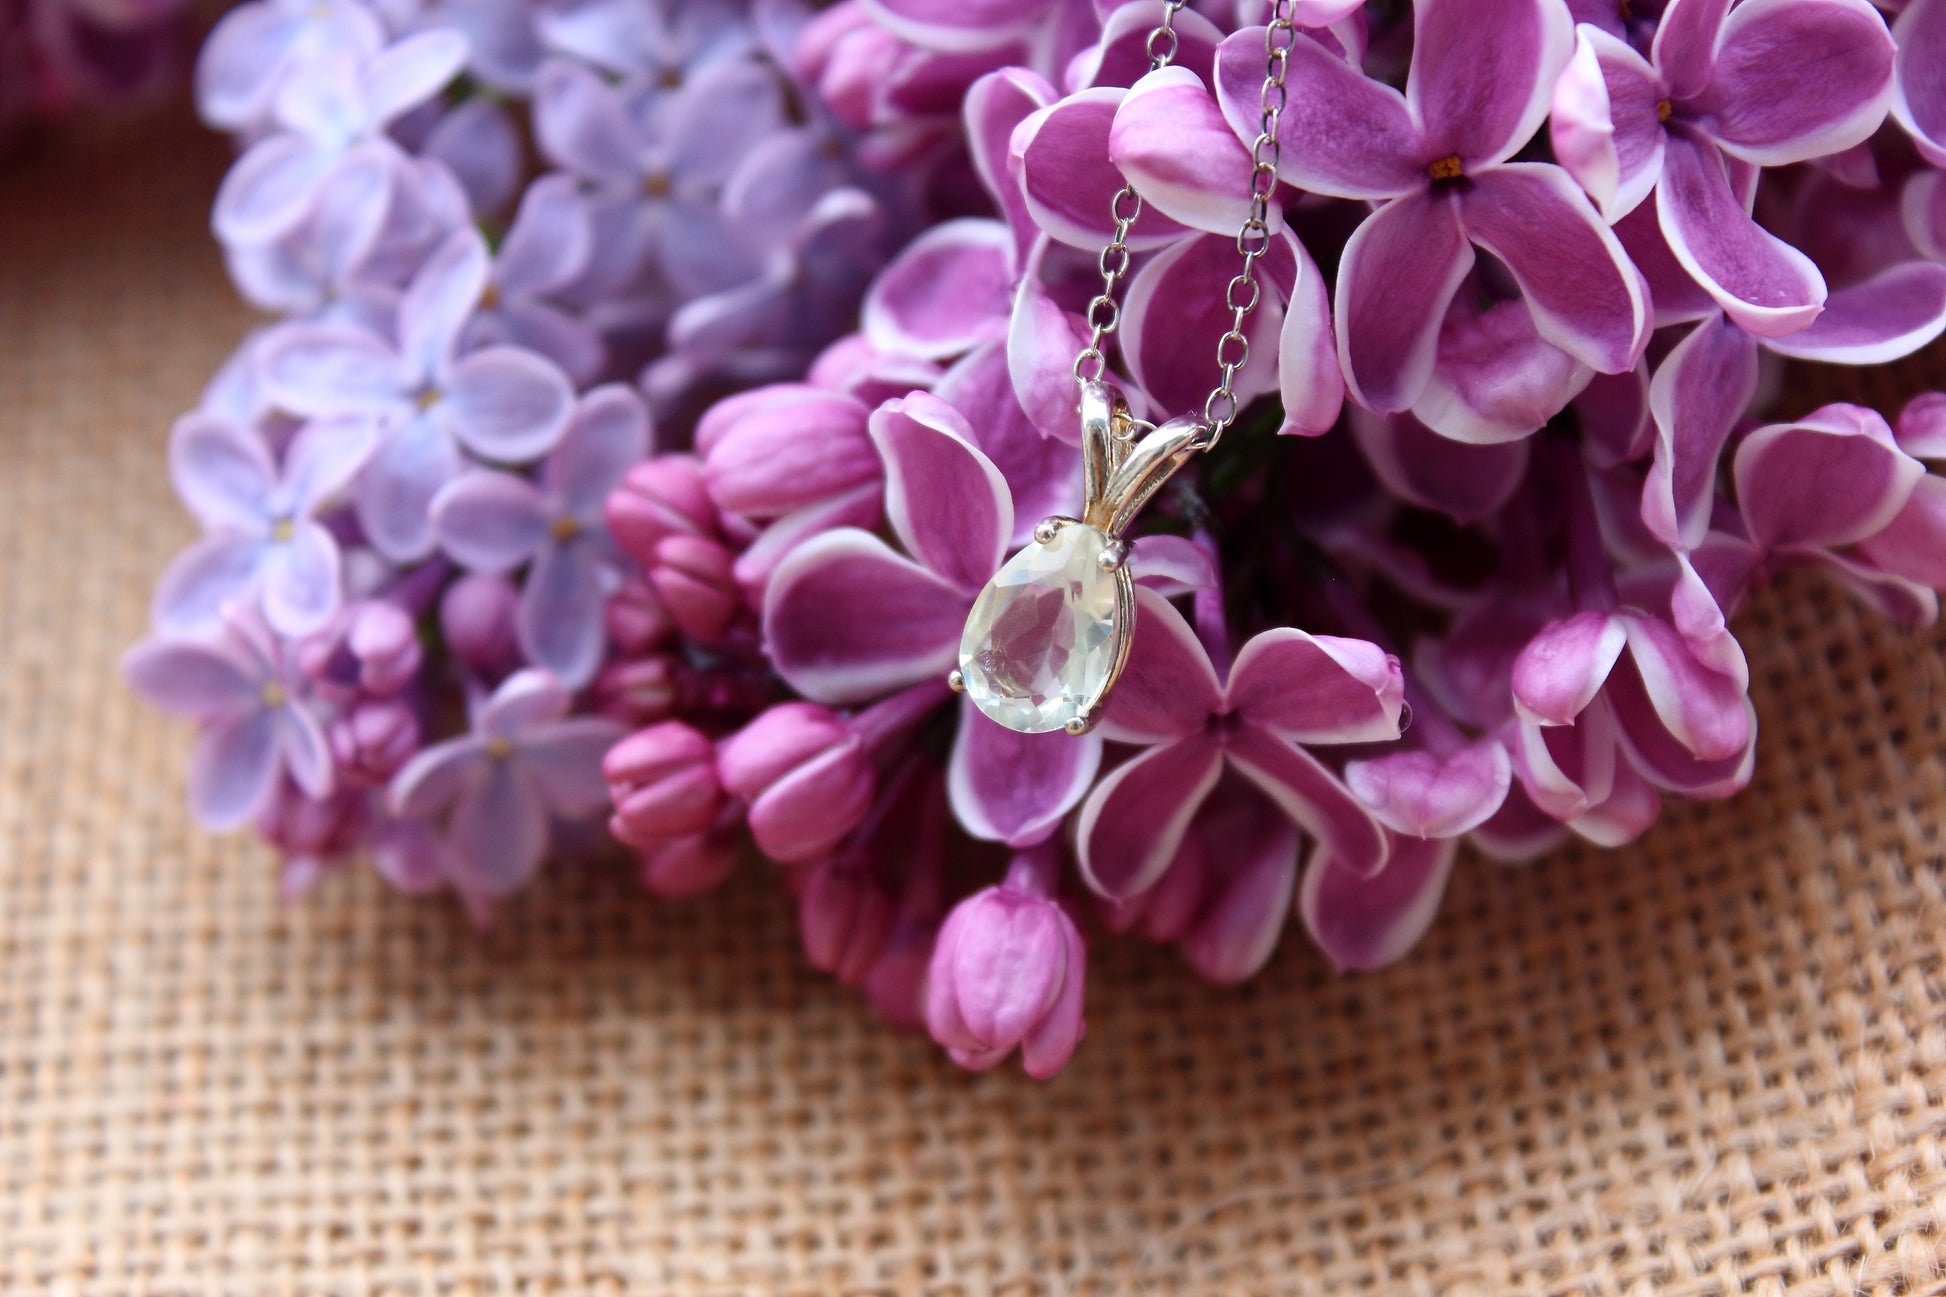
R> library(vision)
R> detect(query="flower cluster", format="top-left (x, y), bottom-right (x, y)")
top-left (137, 0), bottom-right (1946, 1077)
top-left (126, 0), bottom-right (916, 920)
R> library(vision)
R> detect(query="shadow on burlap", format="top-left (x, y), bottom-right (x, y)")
top-left (0, 105), bottom-right (1942, 1297)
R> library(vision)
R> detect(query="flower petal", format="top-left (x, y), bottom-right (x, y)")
top-left (399, 227), bottom-right (489, 383)
top-left (515, 542), bottom-right (607, 688)
top-left (1225, 721), bottom-right (1390, 878)
top-left (356, 415), bottom-right (463, 563)
top-left (1643, 313), bottom-right (1761, 549)
top-left (191, 711), bottom-right (282, 831)
top-left (1652, 0), bottom-right (1731, 100)
top-left (1410, 292), bottom-right (1592, 447)
top-left (152, 533), bottom-right (266, 638)
top-left (1227, 626), bottom-right (1404, 745)
top-left (1344, 739), bottom-right (1512, 839)
top-left (257, 320), bottom-right (406, 416)
top-left (965, 67), bottom-right (1057, 260)
top-left (495, 172), bottom-right (594, 295)
top-left (933, 343), bottom-right (1082, 548)
top-left (1605, 654), bottom-right (1755, 795)
top-left (1005, 263), bottom-right (1091, 444)
top-left (545, 385), bottom-right (651, 518)
top-left (1012, 87), bottom-right (1190, 251)
top-left (169, 414), bottom-right (274, 531)
top-left (212, 133), bottom-right (333, 246)
top-left (1459, 162), bottom-right (1650, 375)
top-left (389, 738), bottom-right (483, 819)
top-left (1618, 612), bottom-right (1750, 762)
top-left (868, 392), bottom-right (1012, 591)
top-left (480, 668), bottom-right (573, 739)
top-left (440, 346), bottom-right (575, 462)
top-left (1407, 0), bottom-right (1572, 169)
top-left (520, 716), bottom-right (626, 817)
top-left (1549, 24), bottom-right (1665, 221)
top-left (948, 697), bottom-right (1103, 847)
top-left (1892, 0), bottom-right (1946, 166)
top-left (861, 218), bottom-right (1015, 360)
top-left (1692, 0), bottom-right (1896, 167)
top-left (282, 415), bottom-right (376, 513)
top-left (1762, 261), bottom-right (1946, 365)
top-left (1300, 831), bottom-right (1457, 971)
top-left (1657, 130), bottom-right (1826, 337)
top-left (447, 759), bottom-right (550, 896)
top-left (1122, 231), bottom-right (1285, 419)
top-left (1351, 409), bottom-right (1530, 522)
top-left (859, 0), bottom-right (1051, 52)
top-left (532, 58), bottom-right (642, 182)
top-left (1278, 233), bottom-right (1345, 435)
top-left (1733, 403), bottom-right (1926, 550)
top-left (1109, 65), bottom-right (1256, 235)
top-left (1178, 783), bottom-right (1301, 984)
top-left (1096, 587), bottom-right (1222, 743)
top-left (260, 521), bottom-right (341, 637)
top-left (1075, 735), bottom-right (1224, 900)
top-left (764, 528), bottom-right (970, 703)
top-left (1215, 27), bottom-right (1423, 199)
top-left (362, 29), bottom-right (468, 127)
top-left (1335, 191), bottom-right (1475, 412)
top-left (1510, 610), bottom-right (1627, 726)
top-left (123, 638), bottom-right (259, 719)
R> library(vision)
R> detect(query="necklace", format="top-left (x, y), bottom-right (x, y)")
top-left (949, 0), bottom-right (1297, 735)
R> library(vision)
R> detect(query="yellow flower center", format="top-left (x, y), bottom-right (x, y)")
top-left (1427, 155), bottom-right (1464, 182)
top-left (271, 517), bottom-right (295, 544)
top-left (261, 682), bottom-right (287, 708)
top-left (1656, 99), bottom-right (1673, 124)
top-left (551, 515), bottom-right (582, 542)
top-left (645, 170), bottom-right (674, 199)
top-left (416, 387), bottom-right (441, 413)
top-left (485, 737), bottom-right (514, 761)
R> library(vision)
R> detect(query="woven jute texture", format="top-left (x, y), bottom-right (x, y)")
top-left (2, 105), bottom-right (1945, 1297)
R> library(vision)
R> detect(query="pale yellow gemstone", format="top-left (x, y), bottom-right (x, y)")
top-left (957, 523), bottom-right (1122, 734)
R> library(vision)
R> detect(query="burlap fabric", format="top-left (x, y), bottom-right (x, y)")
top-left (2, 104), bottom-right (1943, 1297)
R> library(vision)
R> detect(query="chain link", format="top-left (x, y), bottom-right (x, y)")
top-left (1072, 0), bottom-right (1295, 444)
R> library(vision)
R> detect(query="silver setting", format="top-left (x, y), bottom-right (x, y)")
top-left (946, 668), bottom-right (966, 693)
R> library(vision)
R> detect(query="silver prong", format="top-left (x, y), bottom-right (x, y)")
top-left (1033, 516), bottom-right (1071, 545)
top-left (1063, 711), bottom-right (1096, 736)
top-left (947, 668), bottom-right (966, 693)
top-left (1097, 539), bottom-right (1131, 573)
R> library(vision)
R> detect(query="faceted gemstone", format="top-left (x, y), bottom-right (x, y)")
top-left (958, 523), bottom-right (1125, 734)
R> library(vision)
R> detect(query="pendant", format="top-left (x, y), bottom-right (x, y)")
top-left (950, 380), bottom-right (1211, 735)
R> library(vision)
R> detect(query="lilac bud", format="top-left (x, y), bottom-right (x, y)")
top-left (605, 575), bottom-right (675, 656)
top-left (808, 334), bottom-right (944, 407)
top-left (439, 573), bottom-right (520, 676)
top-left (328, 698), bottom-right (421, 788)
top-left (639, 831), bottom-right (738, 897)
top-left (256, 782), bottom-right (369, 865)
top-left (925, 850), bottom-right (1087, 1079)
top-left (862, 919), bottom-right (935, 1032)
top-left (798, 860), bottom-right (896, 984)
top-left (717, 702), bottom-right (873, 864)
top-left (604, 721), bottom-right (725, 849)
top-left (701, 387), bottom-right (880, 520)
top-left (606, 455), bottom-right (717, 569)
top-left (590, 654), bottom-right (680, 728)
top-left (648, 533), bottom-right (745, 642)
top-left (297, 599), bottom-right (423, 701)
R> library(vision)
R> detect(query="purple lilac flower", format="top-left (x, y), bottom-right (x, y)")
top-left (389, 669), bottom-right (622, 902)
top-left (433, 385), bottom-right (650, 687)
top-left (153, 413), bottom-right (375, 637)
top-left (125, 611), bottom-right (333, 830)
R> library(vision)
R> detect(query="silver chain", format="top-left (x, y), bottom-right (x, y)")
top-left (1072, 0), bottom-right (1296, 448)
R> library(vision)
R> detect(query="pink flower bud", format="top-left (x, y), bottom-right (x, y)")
top-left (440, 573), bottom-right (520, 676)
top-left (605, 575), bottom-right (675, 656)
top-left (328, 698), bottom-right (420, 787)
top-left (606, 455), bottom-right (716, 567)
top-left (717, 702), bottom-right (873, 864)
top-left (798, 860), bottom-right (896, 984)
top-left (604, 721), bottom-right (724, 848)
top-left (808, 334), bottom-right (944, 407)
top-left (590, 654), bottom-right (680, 727)
top-left (701, 387), bottom-right (880, 520)
top-left (648, 533), bottom-right (744, 642)
top-left (925, 852), bottom-right (1087, 1079)
top-left (296, 599), bottom-right (422, 700)
top-left (639, 831), bottom-right (738, 897)
top-left (256, 782), bottom-right (369, 867)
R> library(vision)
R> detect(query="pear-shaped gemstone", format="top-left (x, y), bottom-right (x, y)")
top-left (958, 522), bottom-right (1125, 734)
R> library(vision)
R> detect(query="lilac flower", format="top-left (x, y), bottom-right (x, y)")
top-left (1550, 0), bottom-right (1896, 335)
top-left (433, 385), bottom-right (650, 687)
top-left (925, 844), bottom-right (1087, 1079)
top-left (1893, 0), bottom-right (1946, 165)
top-left (389, 669), bottom-right (623, 900)
top-left (213, 29), bottom-right (468, 249)
top-left (462, 174), bottom-right (606, 386)
top-left (1212, 0), bottom-right (1648, 413)
top-left (1073, 586), bottom-right (1402, 910)
top-left (258, 227), bottom-right (577, 562)
top-left (154, 413), bottom-right (374, 637)
top-left (195, 0), bottom-right (383, 131)
top-left (124, 612), bottom-right (333, 830)
top-left (763, 392), bottom-right (1102, 846)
